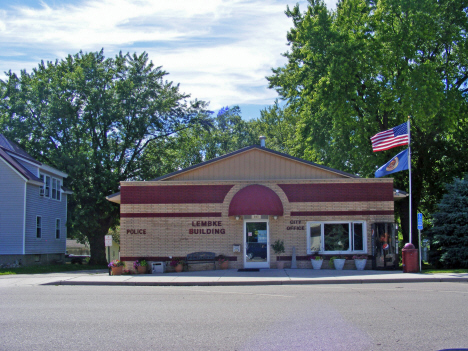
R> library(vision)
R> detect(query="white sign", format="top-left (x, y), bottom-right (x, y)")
top-left (105, 235), bottom-right (113, 247)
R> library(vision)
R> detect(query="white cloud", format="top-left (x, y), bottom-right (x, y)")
top-left (0, 0), bottom-right (337, 111)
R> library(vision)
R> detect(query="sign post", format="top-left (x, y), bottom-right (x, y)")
top-left (105, 235), bottom-right (112, 275)
top-left (417, 213), bottom-right (423, 272)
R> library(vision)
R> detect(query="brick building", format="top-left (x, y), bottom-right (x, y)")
top-left (107, 142), bottom-right (400, 271)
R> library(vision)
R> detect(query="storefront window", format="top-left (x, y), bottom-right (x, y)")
top-left (324, 223), bottom-right (349, 251)
top-left (307, 221), bottom-right (366, 253)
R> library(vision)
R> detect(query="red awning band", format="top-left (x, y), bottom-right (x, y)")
top-left (228, 184), bottom-right (284, 216)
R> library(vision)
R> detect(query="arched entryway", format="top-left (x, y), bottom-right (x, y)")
top-left (229, 185), bottom-right (284, 268)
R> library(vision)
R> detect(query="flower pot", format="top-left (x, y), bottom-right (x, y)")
top-left (311, 259), bottom-right (323, 270)
top-left (174, 263), bottom-right (184, 273)
top-left (137, 265), bottom-right (147, 274)
top-left (276, 261), bottom-right (285, 269)
top-left (333, 259), bottom-right (346, 270)
top-left (354, 259), bottom-right (367, 271)
top-left (220, 261), bottom-right (229, 270)
top-left (111, 266), bottom-right (123, 276)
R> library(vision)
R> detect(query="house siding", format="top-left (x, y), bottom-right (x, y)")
top-left (25, 183), bottom-right (67, 254)
top-left (0, 159), bottom-right (25, 254)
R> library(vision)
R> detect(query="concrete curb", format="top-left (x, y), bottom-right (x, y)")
top-left (44, 277), bottom-right (468, 287)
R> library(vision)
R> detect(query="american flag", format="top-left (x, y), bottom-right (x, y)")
top-left (370, 122), bottom-right (409, 152)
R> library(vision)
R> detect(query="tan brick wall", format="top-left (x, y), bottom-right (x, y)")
top-left (120, 179), bottom-right (394, 270)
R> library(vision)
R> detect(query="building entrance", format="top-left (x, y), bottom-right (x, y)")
top-left (244, 220), bottom-right (269, 268)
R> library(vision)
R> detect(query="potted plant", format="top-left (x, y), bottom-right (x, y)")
top-left (170, 258), bottom-right (185, 273)
top-left (133, 259), bottom-right (148, 274)
top-left (309, 255), bottom-right (323, 270)
top-left (271, 239), bottom-right (285, 269)
top-left (108, 259), bottom-right (125, 275)
top-left (218, 255), bottom-right (229, 270)
top-left (353, 255), bottom-right (367, 271)
top-left (309, 247), bottom-right (323, 269)
top-left (330, 255), bottom-right (346, 270)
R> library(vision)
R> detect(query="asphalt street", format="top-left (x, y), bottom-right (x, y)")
top-left (1, 282), bottom-right (467, 351)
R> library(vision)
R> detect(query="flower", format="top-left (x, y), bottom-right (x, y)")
top-left (169, 259), bottom-right (185, 267)
top-left (133, 259), bottom-right (148, 269)
top-left (309, 255), bottom-right (323, 261)
top-left (218, 255), bottom-right (228, 263)
top-left (108, 259), bottom-right (124, 268)
top-left (353, 255), bottom-right (368, 260)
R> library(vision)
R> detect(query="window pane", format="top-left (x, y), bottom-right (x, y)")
top-left (309, 223), bottom-right (321, 252)
top-left (56, 219), bottom-right (60, 239)
top-left (52, 178), bottom-right (57, 199)
top-left (353, 223), bottom-right (363, 251)
top-left (45, 176), bottom-right (50, 197)
top-left (324, 224), bottom-right (349, 251)
top-left (57, 180), bottom-right (61, 200)
top-left (36, 217), bottom-right (41, 238)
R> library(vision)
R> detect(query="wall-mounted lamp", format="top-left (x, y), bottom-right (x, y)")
top-left (395, 224), bottom-right (399, 230)
top-left (273, 216), bottom-right (278, 220)
top-left (236, 216), bottom-right (240, 220)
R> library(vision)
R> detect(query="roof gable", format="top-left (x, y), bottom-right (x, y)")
top-left (157, 146), bottom-right (357, 181)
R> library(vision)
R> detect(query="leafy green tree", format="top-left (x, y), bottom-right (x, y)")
top-left (249, 100), bottom-right (297, 154)
top-left (428, 176), bottom-right (468, 268)
top-left (0, 50), bottom-right (211, 264)
top-left (268, 0), bottom-right (468, 243)
top-left (140, 106), bottom-right (257, 180)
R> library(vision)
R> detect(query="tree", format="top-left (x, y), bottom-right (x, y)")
top-left (0, 50), bottom-right (211, 264)
top-left (140, 106), bottom-right (257, 180)
top-left (428, 176), bottom-right (468, 268)
top-left (267, 0), bottom-right (468, 243)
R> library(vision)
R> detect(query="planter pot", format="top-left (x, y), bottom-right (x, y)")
top-left (276, 261), bottom-right (285, 269)
top-left (311, 259), bottom-right (323, 270)
top-left (354, 259), bottom-right (367, 271)
top-left (137, 265), bottom-right (147, 274)
top-left (333, 259), bottom-right (346, 270)
top-left (174, 263), bottom-right (184, 273)
top-left (220, 261), bottom-right (229, 270)
top-left (111, 266), bottom-right (123, 276)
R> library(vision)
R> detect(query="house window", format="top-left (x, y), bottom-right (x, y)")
top-left (57, 180), bottom-right (61, 200)
top-left (307, 221), bottom-right (366, 254)
top-left (45, 176), bottom-right (50, 197)
top-left (39, 174), bottom-right (61, 201)
top-left (36, 216), bottom-right (42, 238)
top-left (52, 178), bottom-right (57, 199)
top-left (39, 174), bottom-right (45, 196)
top-left (56, 219), bottom-right (61, 239)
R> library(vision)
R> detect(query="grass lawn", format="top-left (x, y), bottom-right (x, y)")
top-left (420, 262), bottom-right (468, 274)
top-left (0, 264), bottom-right (108, 275)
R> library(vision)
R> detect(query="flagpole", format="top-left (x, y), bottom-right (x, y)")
top-left (407, 116), bottom-right (412, 244)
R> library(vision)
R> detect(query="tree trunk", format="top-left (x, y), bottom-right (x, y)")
top-left (88, 232), bottom-right (108, 265)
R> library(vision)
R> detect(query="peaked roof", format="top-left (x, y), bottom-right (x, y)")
top-left (0, 134), bottom-right (68, 183)
top-left (152, 145), bottom-right (359, 181)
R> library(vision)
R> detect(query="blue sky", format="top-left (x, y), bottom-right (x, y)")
top-left (0, 0), bottom-right (336, 120)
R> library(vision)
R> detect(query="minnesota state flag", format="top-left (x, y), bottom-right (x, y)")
top-left (375, 149), bottom-right (409, 178)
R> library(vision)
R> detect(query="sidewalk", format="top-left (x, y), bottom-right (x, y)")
top-left (2, 269), bottom-right (468, 287)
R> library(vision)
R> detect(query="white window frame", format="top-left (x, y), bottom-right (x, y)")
top-left (39, 173), bottom-right (61, 201)
top-left (45, 175), bottom-right (50, 198)
top-left (36, 216), bottom-right (42, 239)
top-left (55, 218), bottom-right (61, 239)
top-left (306, 221), bottom-right (367, 254)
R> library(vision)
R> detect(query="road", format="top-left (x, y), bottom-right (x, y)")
top-left (1, 282), bottom-right (467, 350)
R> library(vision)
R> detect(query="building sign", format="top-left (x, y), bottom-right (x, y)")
top-left (287, 220), bottom-right (305, 231)
top-left (127, 229), bottom-right (146, 234)
top-left (189, 220), bottom-right (225, 234)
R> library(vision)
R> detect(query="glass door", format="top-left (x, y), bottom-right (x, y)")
top-left (244, 220), bottom-right (269, 268)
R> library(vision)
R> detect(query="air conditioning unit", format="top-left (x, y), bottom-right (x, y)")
top-left (40, 188), bottom-right (44, 196)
